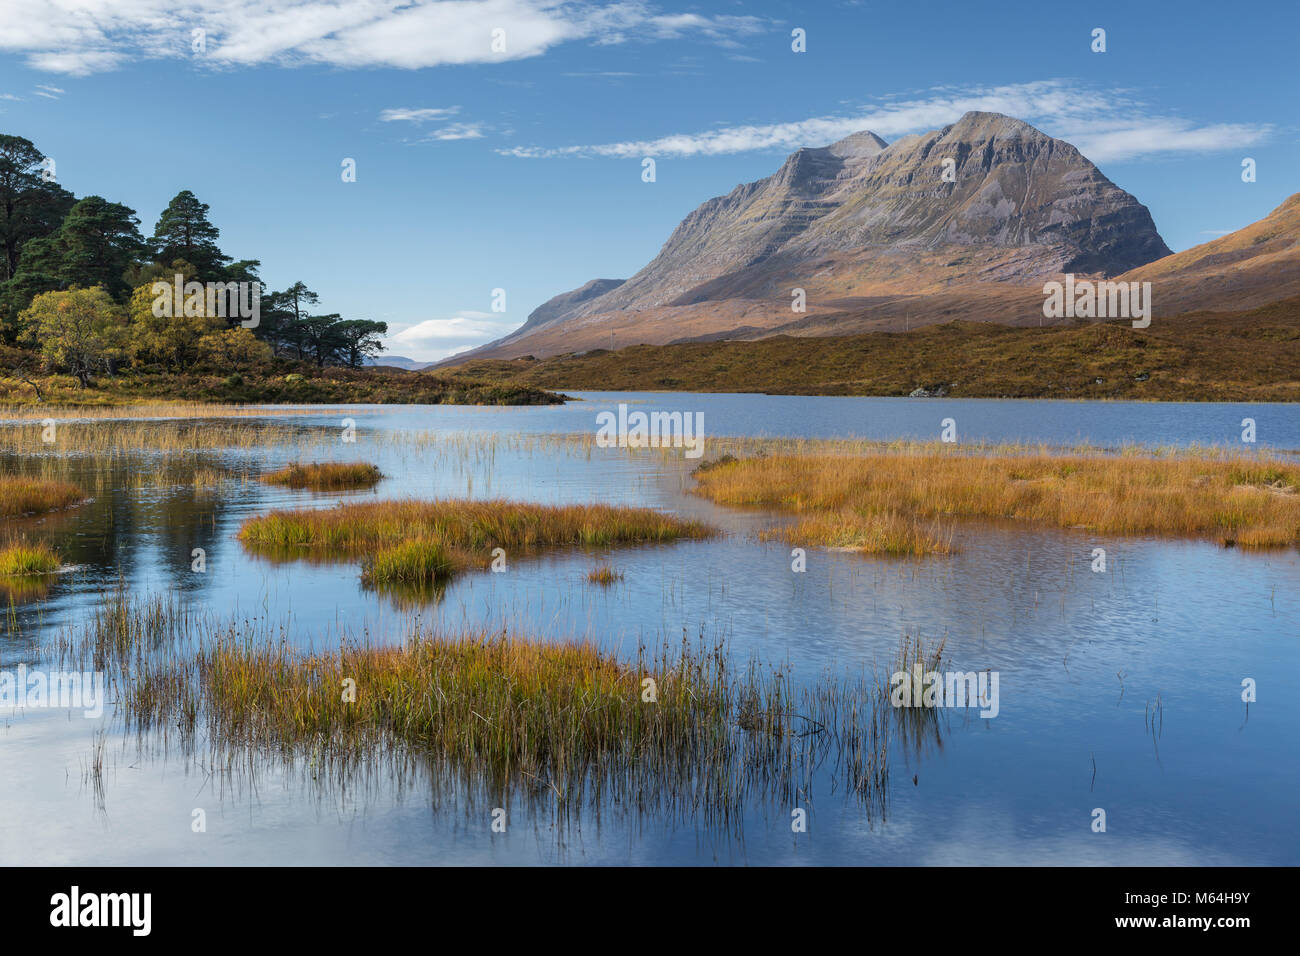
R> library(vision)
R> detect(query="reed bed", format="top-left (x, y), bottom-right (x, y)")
top-left (0, 474), bottom-right (86, 516)
top-left (0, 419), bottom-right (321, 455)
top-left (0, 417), bottom-right (593, 463)
top-left (0, 402), bottom-right (354, 421)
top-left (692, 446), bottom-right (1300, 550)
top-left (52, 591), bottom-right (907, 818)
top-left (261, 461), bottom-right (384, 491)
top-left (240, 499), bottom-right (714, 585)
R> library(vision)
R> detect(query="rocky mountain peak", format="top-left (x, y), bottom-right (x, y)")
top-left (486, 112), bottom-right (1172, 356)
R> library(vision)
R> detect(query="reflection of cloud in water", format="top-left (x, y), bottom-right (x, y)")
top-left (914, 807), bottom-right (1244, 867)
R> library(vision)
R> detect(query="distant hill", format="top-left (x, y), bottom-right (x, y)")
top-left (1119, 192), bottom-right (1300, 315)
top-left (365, 355), bottom-right (430, 371)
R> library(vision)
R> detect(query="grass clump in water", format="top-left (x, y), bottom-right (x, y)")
top-left (693, 446), bottom-right (1300, 551)
top-left (0, 539), bottom-right (60, 576)
top-left (761, 510), bottom-right (954, 557)
top-left (361, 538), bottom-right (456, 587)
top-left (240, 499), bottom-right (713, 582)
top-left (586, 566), bottom-right (624, 585)
top-left (261, 461), bottom-right (383, 491)
top-left (55, 594), bottom-right (895, 817)
top-left (0, 475), bottom-right (86, 517)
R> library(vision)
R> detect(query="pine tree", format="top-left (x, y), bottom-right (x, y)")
top-left (152, 190), bottom-right (229, 280)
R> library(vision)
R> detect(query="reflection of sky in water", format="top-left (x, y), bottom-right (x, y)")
top-left (1, 396), bottom-right (1297, 865)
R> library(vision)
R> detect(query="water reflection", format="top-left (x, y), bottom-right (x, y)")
top-left (1, 398), bottom-right (1298, 865)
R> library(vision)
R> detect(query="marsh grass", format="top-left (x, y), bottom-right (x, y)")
top-left (891, 635), bottom-right (949, 760)
top-left (191, 466), bottom-right (226, 484)
top-left (0, 474), bottom-right (86, 516)
top-left (0, 418), bottom-right (596, 473)
top-left (693, 445), bottom-right (1300, 550)
top-left (586, 566), bottom-right (624, 585)
top-left (761, 511), bottom-right (955, 557)
top-left (0, 538), bottom-right (60, 575)
top-left (0, 402), bottom-right (354, 420)
top-left (240, 499), bottom-right (714, 585)
top-left (262, 462), bottom-right (383, 491)
top-left (360, 538), bottom-right (455, 587)
top-left (52, 590), bottom-right (922, 819)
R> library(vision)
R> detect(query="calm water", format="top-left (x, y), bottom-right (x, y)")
top-left (1, 394), bottom-right (1297, 865)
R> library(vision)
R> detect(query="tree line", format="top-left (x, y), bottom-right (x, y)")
top-left (0, 133), bottom-right (387, 385)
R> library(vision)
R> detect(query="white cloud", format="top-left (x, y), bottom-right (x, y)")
top-left (424, 122), bottom-right (486, 141)
top-left (388, 312), bottom-right (514, 361)
top-left (1067, 120), bottom-right (1271, 163)
top-left (380, 106), bottom-right (461, 123)
top-left (25, 50), bottom-right (122, 76)
top-left (0, 1), bottom-right (768, 74)
top-left (381, 108), bottom-right (489, 142)
top-left (498, 79), bottom-right (1273, 164)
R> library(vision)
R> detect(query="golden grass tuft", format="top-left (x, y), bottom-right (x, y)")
top-left (586, 565), bottom-right (624, 585)
top-left (361, 538), bottom-right (456, 587)
top-left (240, 499), bottom-right (713, 582)
top-left (762, 511), bottom-right (954, 556)
top-left (692, 446), bottom-right (1300, 551)
top-left (261, 461), bottom-right (384, 491)
top-left (53, 591), bottom-right (897, 814)
top-left (0, 475), bottom-right (86, 517)
top-left (0, 539), bottom-right (61, 576)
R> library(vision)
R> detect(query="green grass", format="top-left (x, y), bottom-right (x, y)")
top-left (0, 539), bottom-right (61, 576)
top-left (262, 461), bottom-right (384, 491)
top-left (361, 538), bottom-right (456, 587)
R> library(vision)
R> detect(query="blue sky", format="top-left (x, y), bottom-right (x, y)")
top-left (0, 0), bottom-right (1294, 360)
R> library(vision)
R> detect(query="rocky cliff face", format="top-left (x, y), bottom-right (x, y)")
top-left (465, 111), bottom-right (1174, 360)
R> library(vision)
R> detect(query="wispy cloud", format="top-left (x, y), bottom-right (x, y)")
top-left (422, 122), bottom-right (486, 141)
top-left (498, 79), bottom-right (1273, 164)
top-left (381, 107), bottom-right (488, 142)
top-left (0, 1), bottom-right (768, 75)
top-left (380, 106), bottom-right (461, 123)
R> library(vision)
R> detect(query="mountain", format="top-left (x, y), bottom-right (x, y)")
top-left (365, 355), bottom-right (429, 371)
top-left (456, 111), bottom-right (1174, 361)
top-left (1118, 192), bottom-right (1300, 315)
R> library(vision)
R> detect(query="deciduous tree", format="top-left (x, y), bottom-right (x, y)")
top-left (18, 286), bottom-right (128, 387)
